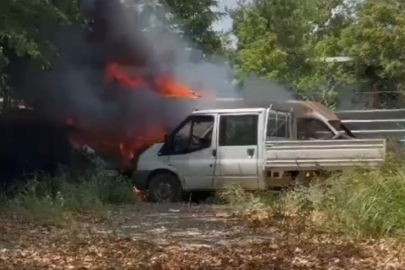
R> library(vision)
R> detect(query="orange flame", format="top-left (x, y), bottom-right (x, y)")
top-left (67, 62), bottom-right (204, 168)
top-left (105, 63), bottom-right (201, 99)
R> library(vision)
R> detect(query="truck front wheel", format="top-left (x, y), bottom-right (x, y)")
top-left (148, 173), bottom-right (182, 203)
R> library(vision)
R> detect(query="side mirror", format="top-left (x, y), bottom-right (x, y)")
top-left (164, 134), bottom-right (169, 143)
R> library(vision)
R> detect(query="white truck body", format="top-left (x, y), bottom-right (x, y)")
top-left (134, 100), bottom-right (386, 196)
top-left (265, 139), bottom-right (385, 170)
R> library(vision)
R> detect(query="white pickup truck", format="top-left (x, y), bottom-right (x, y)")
top-left (133, 99), bottom-right (386, 202)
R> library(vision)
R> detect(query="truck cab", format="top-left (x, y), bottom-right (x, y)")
top-left (206, 99), bottom-right (355, 141)
top-left (134, 99), bottom-right (385, 202)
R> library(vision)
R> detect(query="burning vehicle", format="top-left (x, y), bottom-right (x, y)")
top-left (0, 0), bottom-right (386, 199)
top-left (132, 99), bottom-right (386, 202)
top-left (0, 0), bottom-right (214, 186)
top-left (64, 0), bottom-right (208, 171)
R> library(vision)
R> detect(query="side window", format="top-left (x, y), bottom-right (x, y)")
top-left (297, 118), bottom-right (334, 140)
top-left (267, 112), bottom-right (289, 139)
top-left (219, 115), bottom-right (258, 146)
top-left (171, 115), bottom-right (214, 153)
top-left (172, 119), bottom-right (192, 153)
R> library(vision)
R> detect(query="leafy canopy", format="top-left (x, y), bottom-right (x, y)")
top-left (231, 0), bottom-right (405, 106)
top-left (231, 0), bottom-right (344, 82)
top-left (0, 0), bottom-right (80, 96)
top-left (0, 0), bottom-right (80, 70)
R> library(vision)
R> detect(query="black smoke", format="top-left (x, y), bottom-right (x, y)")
top-left (12, 0), bottom-right (199, 139)
top-left (1, 0), bottom-right (204, 185)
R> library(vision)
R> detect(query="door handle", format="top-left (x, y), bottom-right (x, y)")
top-left (212, 149), bottom-right (217, 158)
top-left (247, 148), bottom-right (255, 157)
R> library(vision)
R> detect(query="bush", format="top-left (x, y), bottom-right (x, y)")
top-left (215, 185), bottom-right (260, 206)
top-left (1, 167), bottom-right (137, 222)
top-left (274, 153), bottom-right (405, 237)
top-left (57, 169), bottom-right (136, 210)
top-left (318, 162), bottom-right (405, 237)
top-left (219, 155), bottom-right (405, 238)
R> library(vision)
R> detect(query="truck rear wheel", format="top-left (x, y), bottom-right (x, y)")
top-left (148, 173), bottom-right (182, 203)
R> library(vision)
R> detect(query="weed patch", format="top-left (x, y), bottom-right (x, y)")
top-left (0, 167), bottom-right (137, 223)
top-left (219, 155), bottom-right (405, 238)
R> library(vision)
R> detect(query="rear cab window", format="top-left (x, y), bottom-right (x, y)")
top-left (266, 111), bottom-right (289, 140)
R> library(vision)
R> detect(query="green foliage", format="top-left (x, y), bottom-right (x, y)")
top-left (230, 0), bottom-right (405, 107)
top-left (0, 0), bottom-right (79, 65)
top-left (223, 152), bottom-right (405, 238)
top-left (216, 184), bottom-right (260, 206)
top-left (341, 1), bottom-right (405, 89)
top-left (230, 0), bottom-right (345, 85)
top-left (1, 168), bottom-right (137, 223)
top-left (0, 0), bottom-right (80, 96)
top-left (290, 158), bottom-right (405, 238)
top-left (311, 0), bottom-right (405, 92)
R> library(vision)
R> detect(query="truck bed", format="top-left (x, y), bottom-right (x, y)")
top-left (265, 139), bottom-right (386, 171)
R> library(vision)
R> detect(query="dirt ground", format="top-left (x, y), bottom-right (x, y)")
top-left (1, 203), bottom-right (404, 269)
top-left (97, 203), bottom-right (275, 246)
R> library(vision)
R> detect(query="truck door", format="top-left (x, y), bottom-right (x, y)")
top-left (165, 114), bottom-right (217, 190)
top-left (214, 113), bottom-right (260, 190)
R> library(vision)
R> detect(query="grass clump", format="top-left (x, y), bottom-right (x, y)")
top-left (318, 159), bottom-right (405, 237)
top-left (216, 185), bottom-right (260, 206)
top-left (1, 167), bottom-right (137, 223)
top-left (219, 153), bottom-right (405, 238)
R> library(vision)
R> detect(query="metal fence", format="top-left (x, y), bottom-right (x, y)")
top-left (302, 90), bottom-right (405, 110)
top-left (335, 108), bottom-right (405, 143)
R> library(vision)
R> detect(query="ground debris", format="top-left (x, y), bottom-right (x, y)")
top-left (0, 205), bottom-right (404, 270)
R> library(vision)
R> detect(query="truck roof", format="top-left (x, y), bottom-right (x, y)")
top-left (193, 99), bottom-right (339, 121)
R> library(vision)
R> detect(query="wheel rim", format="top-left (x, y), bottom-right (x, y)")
top-left (156, 182), bottom-right (173, 201)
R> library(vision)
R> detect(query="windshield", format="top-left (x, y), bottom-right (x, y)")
top-left (329, 121), bottom-right (355, 138)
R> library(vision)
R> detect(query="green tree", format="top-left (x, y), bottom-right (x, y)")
top-left (0, 0), bottom-right (80, 98)
top-left (230, 0), bottom-right (353, 106)
top-left (316, 0), bottom-right (405, 78)
top-left (231, 0), bottom-right (344, 79)
top-left (310, 0), bottom-right (405, 108)
top-left (342, 0), bottom-right (405, 86)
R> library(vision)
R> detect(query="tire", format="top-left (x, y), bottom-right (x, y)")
top-left (148, 173), bottom-right (182, 203)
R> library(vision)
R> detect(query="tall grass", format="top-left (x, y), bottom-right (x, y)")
top-left (221, 152), bottom-right (405, 238)
top-left (0, 167), bottom-right (137, 223)
top-left (315, 156), bottom-right (405, 237)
